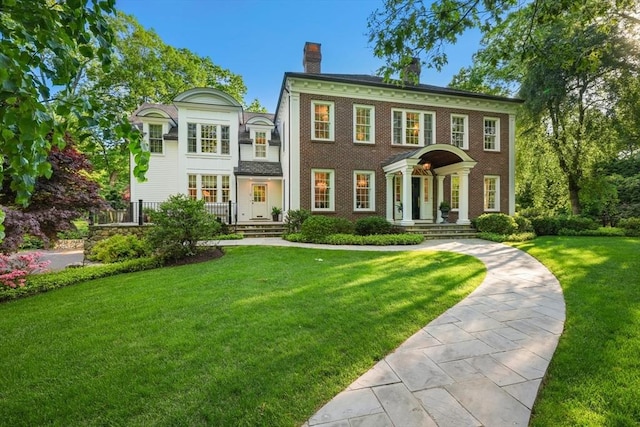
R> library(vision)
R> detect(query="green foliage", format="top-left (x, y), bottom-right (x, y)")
top-left (530, 215), bottom-right (599, 236)
top-left (88, 234), bottom-right (151, 264)
top-left (323, 233), bottom-right (424, 246)
top-left (0, 257), bottom-right (161, 302)
top-left (19, 236), bottom-right (44, 250)
top-left (355, 216), bottom-right (392, 235)
top-left (478, 232), bottom-right (536, 243)
top-left (475, 213), bottom-right (518, 235)
top-left (146, 195), bottom-right (221, 261)
top-left (300, 216), bottom-right (354, 243)
top-left (530, 216), bottom-right (560, 236)
top-left (215, 234), bottom-right (244, 241)
top-left (618, 217), bottom-right (640, 237)
top-left (558, 227), bottom-right (626, 237)
top-left (282, 233), bottom-right (305, 243)
top-left (514, 214), bottom-right (533, 233)
top-left (284, 209), bottom-right (311, 234)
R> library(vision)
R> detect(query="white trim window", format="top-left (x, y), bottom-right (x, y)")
top-left (311, 169), bottom-right (334, 211)
top-left (354, 171), bottom-right (375, 211)
top-left (186, 123), bottom-right (231, 155)
top-left (312, 101), bottom-right (334, 141)
top-left (353, 105), bottom-right (375, 143)
top-left (254, 131), bottom-right (267, 158)
top-left (450, 114), bottom-right (469, 149)
top-left (393, 110), bottom-right (422, 145)
top-left (424, 112), bottom-right (435, 145)
top-left (201, 175), bottom-right (217, 202)
top-left (186, 174), bottom-right (231, 203)
top-left (451, 175), bottom-right (460, 210)
top-left (483, 117), bottom-right (500, 151)
top-left (484, 175), bottom-right (500, 211)
top-left (148, 123), bottom-right (164, 154)
top-left (188, 174), bottom-right (197, 199)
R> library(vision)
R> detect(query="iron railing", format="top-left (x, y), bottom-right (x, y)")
top-left (90, 200), bottom-right (237, 226)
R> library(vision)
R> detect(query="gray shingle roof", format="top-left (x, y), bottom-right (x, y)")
top-left (234, 161), bottom-right (283, 177)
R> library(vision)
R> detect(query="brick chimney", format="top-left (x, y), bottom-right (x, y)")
top-left (303, 42), bottom-right (322, 73)
top-left (401, 57), bottom-right (421, 84)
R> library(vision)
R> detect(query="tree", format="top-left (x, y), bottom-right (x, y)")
top-left (0, 0), bottom-right (147, 240)
top-left (246, 99), bottom-right (268, 113)
top-left (76, 12), bottom-right (250, 193)
top-left (368, 0), bottom-right (639, 214)
top-left (0, 135), bottom-right (108, 253)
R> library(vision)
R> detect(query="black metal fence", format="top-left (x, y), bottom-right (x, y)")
top-left (90, 200), bottom-right (237, 226)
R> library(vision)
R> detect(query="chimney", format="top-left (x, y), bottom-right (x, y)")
top-left (401, 57), bottom-right (421, 85)
top-left (303, 42), bottom-right (322, 73)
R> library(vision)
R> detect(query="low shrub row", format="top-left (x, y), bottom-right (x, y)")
top-left (284, 232), bottom-right (424, 245)
top-left (0, 257), bottom-right (162, 303)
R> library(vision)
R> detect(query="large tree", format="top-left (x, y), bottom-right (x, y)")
top-left (0, 0), bottom-right (148, 241)
top-left (368, 0), bottom-right (639, 214)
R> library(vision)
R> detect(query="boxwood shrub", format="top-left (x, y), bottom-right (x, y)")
top-left (300, 215), bottom-right (354, 243)
top-left (618, 217), bottom-right (640, 236)
top-left (355, 216), bottom-right (392, 235)
top-left (474, 213), bottom-right (518, 235)
top-left (88, 234), bottom-right (151, 263)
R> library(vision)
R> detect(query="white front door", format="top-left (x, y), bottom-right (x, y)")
top-left (251, 184), bottom-right (268, 219)
top-left (421, 176), bottom-right (434, 221)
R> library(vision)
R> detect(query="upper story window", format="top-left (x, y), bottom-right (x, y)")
top-left (254, 131), bottom-right (267, 158)
top-left (483, 117), bottom-right (500, 151)
top-left (451, 114), bottom-right (469, 149)
top-left (354, 105), bottom-right (375, 143)
top-left (392, 110), bottom-right (434, 146)
top-left (148, 124), bottom-right (164, 154)
top-left (186, 123), bottom-right (231, 155)
top-left (312, 101), bottom-right (334, 141)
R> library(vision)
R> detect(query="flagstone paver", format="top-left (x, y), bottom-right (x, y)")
top-left (218, 238), bottom-right (565, 427)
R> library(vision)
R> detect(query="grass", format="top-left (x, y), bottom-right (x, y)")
top-left (0, 246), bottom-right (485, 426)
top-left (512, 237), bottom-right (640, 426)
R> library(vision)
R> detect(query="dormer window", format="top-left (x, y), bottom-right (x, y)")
top-left (255, 131), bottom-right (267, 158)
top-left (148, 124), bottom-right (163, 153)
top-left (186, 122), bottom-right (231, 155)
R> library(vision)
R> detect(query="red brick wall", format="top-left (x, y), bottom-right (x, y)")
top-left (298, 93), bottom-right (511, 221)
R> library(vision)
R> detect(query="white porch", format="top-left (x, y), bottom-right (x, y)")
top-left (382, 144), bottom-right (477, 226)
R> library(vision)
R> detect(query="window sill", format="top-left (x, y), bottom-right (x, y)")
top-left (311, 139), bottom-right (335, 144)
top-left (186, 153), bottom-right (232, 159)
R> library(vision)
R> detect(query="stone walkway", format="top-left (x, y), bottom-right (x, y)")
top-left (219, 238), bottom-right (565, 427)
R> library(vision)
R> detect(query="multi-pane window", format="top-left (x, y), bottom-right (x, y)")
top-left (148, 124), bottom-right (163, 153)
top-left (484, 176), bottom-right (500, 211)
top-left (221, 176), bottom-right (230, 202)
top-left (221, 125), bottom-right (230, 155)
top-left (254, 131), bottom-right (267, 158)
top-left (424, 112), bottom-right (435, 145)
top-left (354, 171), bottom-right (374, 211)
top-left (354, 106), bottom-right (374, 143)
top-left (188, 174), bottom-right (197, 200)
top-left (484, 118), bottom-right (499, 151)
top-left (312, 169), bottom-right (334, 210)
top-left (187, 123), bottom-right (230, 155)
top-left (423, 178), bottom-right (430, 202)
top-left (392, 110), bottom-right (427, 146)
top-left (451, 175), bottom-right (460, 210)
top-left (201, 124), bottom-right (217, 153)
top-left (451, 115), bottom-right (468, 149)
top-left (187, 123), bottom-right (197, 153)
top-left (201, 175), bottom-right (216, 202)
top-left (312, 101), bottom-right (334, 140)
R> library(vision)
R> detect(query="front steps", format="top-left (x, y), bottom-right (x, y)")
top-left (234, 222), bottom-right (285, 238)
top-left (402, 223), bottom-right (478, 240)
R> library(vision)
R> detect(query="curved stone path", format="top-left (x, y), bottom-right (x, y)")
top-left (218, 238), bottom-right (566, 427)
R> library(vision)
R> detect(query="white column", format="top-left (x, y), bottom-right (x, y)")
top-left (457, 169), bottom-right (471, 225)
top-left (508, 114), bottom-right (516, 215)
top-left (401, 168), bottom-right (414, 225)
top-left (385, 174), bottom-right (394, 222)
top-left (289, 93), bottom-right (301, 209)
top-left (436, 175), bottom-right (444, 223)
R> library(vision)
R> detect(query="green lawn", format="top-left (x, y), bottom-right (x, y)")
top-left (513, 237), bottom-right (640, 426)
top-left (0, 246), bottom-right (485, 426)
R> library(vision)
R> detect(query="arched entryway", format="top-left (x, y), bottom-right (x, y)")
top-left (382, 144), bottom-right (477, 225)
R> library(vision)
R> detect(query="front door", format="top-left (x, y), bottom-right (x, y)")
top-left (411, 177), bottom-right (421, 220)
top-left (251, 184), bottom-right (268, 219)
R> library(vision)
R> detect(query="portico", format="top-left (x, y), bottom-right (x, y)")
top-left (382, 144), bottom-right (477, 226)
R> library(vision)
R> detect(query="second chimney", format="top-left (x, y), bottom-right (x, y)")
top-left (401, 57), bottom-right (421, 84)
top-left (303, 42), bottom-right (322, 73)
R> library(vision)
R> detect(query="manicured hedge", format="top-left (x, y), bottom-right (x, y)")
top-left (284, 232), bottom-right (424, 245)
top-left (0, 257), bottom-right (162, 303)
top-left (474, 213), bottom-right (518, 234)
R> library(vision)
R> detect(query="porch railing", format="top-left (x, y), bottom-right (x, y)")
top-left (90, 200), bottom-right (237, 226)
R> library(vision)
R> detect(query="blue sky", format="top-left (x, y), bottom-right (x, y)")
top-left (116, 0), bottom-right (480, 112)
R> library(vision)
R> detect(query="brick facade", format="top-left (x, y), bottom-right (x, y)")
top-left (297, 93), bottom-right (511, 221)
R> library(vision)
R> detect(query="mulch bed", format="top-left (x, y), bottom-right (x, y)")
top-left (163, 246), bottom-right (225, 267)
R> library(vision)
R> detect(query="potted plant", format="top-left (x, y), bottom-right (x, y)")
top-left (271, 206), bottom-right (282, 222)
top-left (439, 201), bottom-right (451, 223)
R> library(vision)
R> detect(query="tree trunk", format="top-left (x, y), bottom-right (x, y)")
top-left (568, 176), bottom-right (581, 215)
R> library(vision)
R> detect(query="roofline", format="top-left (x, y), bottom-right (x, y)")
top-left (275, 72), bottom-right (523, 121)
